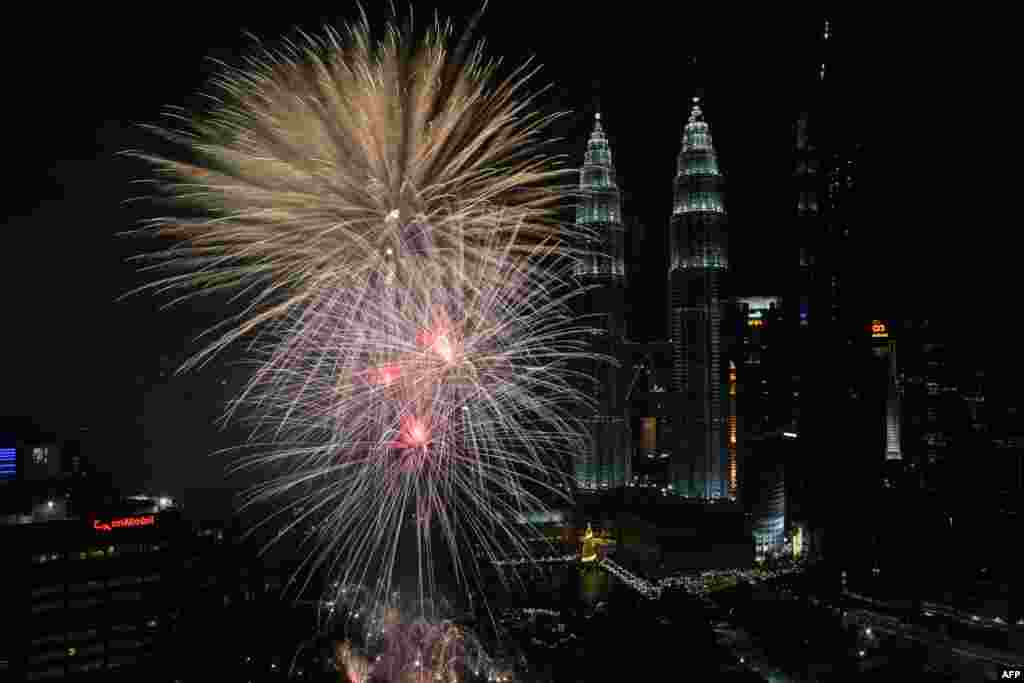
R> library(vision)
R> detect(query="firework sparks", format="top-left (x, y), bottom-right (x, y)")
top-left (127, 9), bottom-right (608, 612)
top-left (325, 588), bottom-right (504, 683)
top-left (229, 231), bottom-right (598, 602)
top-left (124, 9), bottom-right (594, 370)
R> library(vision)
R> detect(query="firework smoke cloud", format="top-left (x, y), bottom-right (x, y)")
top-left (127, 6), bottom-right (607, 608)
top-left (326, 587), bottom-right (503, 683)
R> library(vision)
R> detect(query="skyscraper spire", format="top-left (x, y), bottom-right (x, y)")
top-left (688, 54), bottom-right (705, 103)
top-left (575, 111), bottom-right (624, 282)
top-left (672, 96), bottom-right (726, 264)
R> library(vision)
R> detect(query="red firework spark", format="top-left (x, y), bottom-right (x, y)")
top-left (364, 364), bottom-right (402, 386)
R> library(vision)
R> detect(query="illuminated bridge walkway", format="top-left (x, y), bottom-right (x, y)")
top-left (491, 554), bottom-right (805, 601)
top-left (492, 554), bottom-right (579, 567)
top-left (597, 558), bottom-right (661, 598)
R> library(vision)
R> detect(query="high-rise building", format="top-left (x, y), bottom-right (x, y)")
top-left (573, 113), bottom-right (630, 491)
top-left (894, 321), bottom-right (1021, 612)
top-left (784, 16), bottom-right (870, 569)
top-left (667, 97), bottom-right (731, 499)
top-left (3, 496), bottom-right (187, 681)
top-left (741, 434), bottom-right (789, 561)
top-left (867, 320), bottom-right (903, 463)
top-left (574, 112), bottom-right (626, 308)
top-left (735, 296), bottom-right (789, 437)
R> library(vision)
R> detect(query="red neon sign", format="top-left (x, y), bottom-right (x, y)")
top-left (93, 515), bottom-right (155, 532)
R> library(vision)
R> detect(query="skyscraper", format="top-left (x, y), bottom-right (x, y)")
top-left (573, 113), bottom-right (630, 490)
top-left (668, 97), bottom-right (730, 499)
top-left (574, 113), bottom-right (626, 309)
top-left (784, 16), bottom-right (869, 567)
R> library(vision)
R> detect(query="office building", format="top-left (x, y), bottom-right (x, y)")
top-left (3, 495), bottom-right (186, 681)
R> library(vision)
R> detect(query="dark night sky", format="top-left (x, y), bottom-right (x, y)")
top-left (2, 5), bottom-right (991, 517)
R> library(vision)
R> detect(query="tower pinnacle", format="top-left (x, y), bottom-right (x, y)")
top-left (689, 97), bottom-right (703, 124)
top-left (576, 112), bottom-right (621, 251)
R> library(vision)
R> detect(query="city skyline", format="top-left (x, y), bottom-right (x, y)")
top-left (2, 6), bottom-right (1020, 681)
top-left (3, 5), bottom-right (995, 509)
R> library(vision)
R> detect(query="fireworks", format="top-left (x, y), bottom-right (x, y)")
top-left (127, 9), bottom-right (606, 612)
top-left (126, 8), bottom-right (592, 369)
top-left (325, 588), bottom-right (503, 683)
top-left (228, 228), bottom-right (595, 601)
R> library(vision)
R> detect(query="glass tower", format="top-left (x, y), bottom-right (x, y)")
top-left (575, 113), bottom-right (626, 288)
top-left (573, 113), bottom-right (630, 491)
top-left (668, 98), bottom-right (730, 499)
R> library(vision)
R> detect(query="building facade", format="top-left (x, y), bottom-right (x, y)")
top-left (667, 97), bottom-right (732, 500)
top-left (573, 114), bottom-right (631, 491)
top-left (3, 499), bottom-right (187, 681)
top-left (783, 17), bottom-right (871, 571)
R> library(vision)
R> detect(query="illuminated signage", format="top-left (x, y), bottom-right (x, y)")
top-left (93, 515), bottom-right (155, 532)
top-left (0, 447), bottom-right (15, 481)
top-left (870, 321), bottom-right (888, 338)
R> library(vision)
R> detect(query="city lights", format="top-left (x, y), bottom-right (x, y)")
top-left (46, 10), bottom-right (1015, 683)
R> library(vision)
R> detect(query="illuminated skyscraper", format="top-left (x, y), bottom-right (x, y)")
top-left (868, 320), bottom-right (903, 462)
top-left (573, 113), bottom-right (630, 490)
top-left (574, 113), bottom-right (626, 302)
top-left (668, 97), bottom-right (730, 499)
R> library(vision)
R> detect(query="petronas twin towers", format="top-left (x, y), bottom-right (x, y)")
top-left (574, 100), bottom-right (732, 499)
top-left (572, 113), bottom-right (629, 491)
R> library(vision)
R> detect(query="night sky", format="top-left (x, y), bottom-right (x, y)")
top-left (3, 5), bottom-right (987, 518)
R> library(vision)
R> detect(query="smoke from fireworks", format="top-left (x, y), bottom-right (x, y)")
top-left (127, 8), bottom-right (604, 610)
top-left (324, 587), bottom-right (509, 683)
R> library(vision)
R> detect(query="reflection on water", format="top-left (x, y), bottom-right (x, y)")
top-left (579, 565), bottom-right (611, 607)
top-left (486, 561), bottom-right (617, 613)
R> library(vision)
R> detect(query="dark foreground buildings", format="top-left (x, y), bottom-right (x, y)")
top-left (0, 423), bottom-right (325, 681)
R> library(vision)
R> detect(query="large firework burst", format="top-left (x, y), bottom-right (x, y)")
top-left (126, 8), bottom-right (604, 610)
top-left (127, 8), bottom-right (591, 368)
